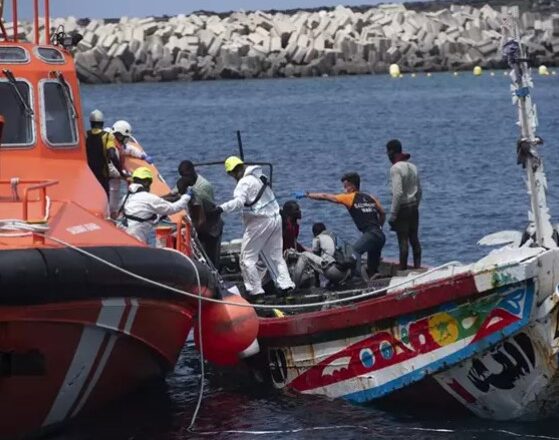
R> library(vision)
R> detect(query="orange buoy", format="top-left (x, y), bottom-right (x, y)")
top-left (194, 293), bottom-right (259, 366)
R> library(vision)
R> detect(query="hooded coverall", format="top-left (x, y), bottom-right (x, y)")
top-left (121, 183), bottom-right (190, 243)
top-left (220, 165), bottom-right (295, 295)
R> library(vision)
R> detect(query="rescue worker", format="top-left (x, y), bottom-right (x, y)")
top-left (386, 139), bottom-right (422, 270)
top-left (85, 109), bottom-right (123, 196)
top-left (295, 172), bottom-right (386, 280)
top-left (108, 120), bottom-right (153, 219)
top-left (120, 167), bottom-right (190, 244)
top-left (216, 156), bottom-right (295, 299)
top-left (176, 176), bottom-right (223, 266)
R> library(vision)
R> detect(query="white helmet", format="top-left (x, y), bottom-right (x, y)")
top-left (112, 120), bottom-right (132, 137)
top-left (89, 109), bottom-right (104, 123)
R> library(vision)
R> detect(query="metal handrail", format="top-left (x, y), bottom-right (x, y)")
top-left (0, 179), bottom-right (59, 221)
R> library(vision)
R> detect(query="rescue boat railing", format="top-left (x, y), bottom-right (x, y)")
top-left (1, 0), bottom-right (50, 44)
top-left (0, 179), bottom-right (57, 222)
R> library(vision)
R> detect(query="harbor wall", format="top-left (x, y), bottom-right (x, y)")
top-left (4, 3), bottom-right (559, 82)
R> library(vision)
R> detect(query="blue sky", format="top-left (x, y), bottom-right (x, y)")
top-left (5, 1), bottom-right (408, 19)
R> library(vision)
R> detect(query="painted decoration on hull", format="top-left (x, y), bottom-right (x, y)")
top-left (269, 281), bottom-right (534, 404)
top-left (435, 308), bottom-right (559, 420)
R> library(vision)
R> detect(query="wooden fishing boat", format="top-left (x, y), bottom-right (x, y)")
top-left (211, 17), bottom-right (559, 420)
top-left (0, 2), bottom-right (256, 437)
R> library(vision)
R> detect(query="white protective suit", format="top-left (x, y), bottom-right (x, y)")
top-left (108, 141), bottom-right (145, 217)
top-left (220, 165), bottom-right (295, 295)
top-left (121, 183), bottom-right (190, 243)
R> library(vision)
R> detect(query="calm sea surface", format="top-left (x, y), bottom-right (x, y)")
top-left (59, 72), bottom-right (559, 439)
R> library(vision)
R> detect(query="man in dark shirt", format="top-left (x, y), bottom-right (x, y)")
top-left (295, 172), bottom-right (386, 279)
top-left (177, 177), bottom-right (223, 266)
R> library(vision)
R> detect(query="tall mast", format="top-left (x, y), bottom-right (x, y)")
top-left (501, 15), bottom-right (556, 249)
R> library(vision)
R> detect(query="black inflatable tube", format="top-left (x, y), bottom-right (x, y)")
top-left (0, 246), bottom-right (217, 305)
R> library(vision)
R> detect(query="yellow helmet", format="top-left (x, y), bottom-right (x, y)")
top-left (132, 166), bottom-right (153, 181)
top-left (224, 156), bottom-right (244, 173)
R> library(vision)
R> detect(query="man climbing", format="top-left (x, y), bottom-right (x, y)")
top-left (281, 200), bottom-right (304, 252)
top-left (119, 167), bottom-right (190, 244)
top-left (386, 139), bottom-right (422, 270)
top-left (295, 172), bottom-right (386, 281)
top-left (216, 156), bottom-right (295, 299)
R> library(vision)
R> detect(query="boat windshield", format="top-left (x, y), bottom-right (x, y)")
top-left (41, 81), bottom-right (78, 146)
top-left (0, 80), bottom-right (34, 146)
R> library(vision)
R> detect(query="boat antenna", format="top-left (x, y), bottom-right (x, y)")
top-left (501, 14), bottom-right (556, 249)
top-left (236, 130), bottom-right (244, 160)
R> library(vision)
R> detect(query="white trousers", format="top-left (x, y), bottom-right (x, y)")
top-left (240, 214), bottom-right (295, 295)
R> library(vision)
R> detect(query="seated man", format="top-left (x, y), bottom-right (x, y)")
top-left (292, 223), bottom-right (351, 288)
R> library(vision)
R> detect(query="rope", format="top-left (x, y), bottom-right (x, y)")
top-left (4, 224), bottom-right (462, 310)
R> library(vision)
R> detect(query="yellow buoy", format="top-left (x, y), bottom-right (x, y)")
top-left (389, 64), bottom-right (401, 78)
top-left (473, 66), bottom-right (482, 76)
top-left (538, 65), bottom-right (550, 76)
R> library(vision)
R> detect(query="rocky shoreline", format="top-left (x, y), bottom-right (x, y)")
top-left (5, 3), bottom-right (559, 83)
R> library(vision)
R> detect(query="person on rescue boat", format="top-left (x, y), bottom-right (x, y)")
top-left (119, 167), bottom-right (191, 244)
top-left (294, 172), bottom-right (386, 281)
top-left (85, 109), bottom-right (122, 197)
top-left (107, 120), bottom-right (153, 219)
top-left (164, 160), bottom-right (215, 205)
top-left (216, 156), bottom-right (295, 298)
top-left (386, 139), bottom-right (422, 270)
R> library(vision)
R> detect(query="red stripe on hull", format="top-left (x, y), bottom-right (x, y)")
top-left (259, 273), bottom-right (479, 340)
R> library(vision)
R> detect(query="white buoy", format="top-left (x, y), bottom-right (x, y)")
top-left (473, 66), bottom-right (482, 76)
top-left (411, 73), bottom-right (416, 78)
top-left (538, 65), bottom-right (550, 76)
top-left (453, 71), bottom-right (459, 76)
top-left (389, 64), bottom-right (401, 78)
top-left (426, 72), bottom-right (432, 77)
top-left (490, 71), bottom-right (495, 76)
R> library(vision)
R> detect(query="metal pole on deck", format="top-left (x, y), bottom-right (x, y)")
top-left (236, 130), bottom-right (244, 161)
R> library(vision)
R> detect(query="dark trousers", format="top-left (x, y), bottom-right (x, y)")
top-left (353, 228), bottom-right (386, 276)
top-left (94, 172), bottom-right (110, 197)
top-left (394, 204), bottom-right (421, 270)
top-left (199, 232), bottom-right (223, 268)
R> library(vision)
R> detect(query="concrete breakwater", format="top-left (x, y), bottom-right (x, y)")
top-left (6, 4), bottom-right (559, 82)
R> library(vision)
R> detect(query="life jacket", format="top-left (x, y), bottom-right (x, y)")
top-left (347, 192), bottom-right (381, 233)
top-left (85, 129), bottom-right (109, 178)
top-left (244, 175), bottom-right (268, 207)
top-left (119, 187), bottom-right (158, 226)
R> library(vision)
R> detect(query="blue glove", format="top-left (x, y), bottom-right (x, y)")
top-left (141, 154), bottom-right (154, 164)
top-left (186, 187), bottom-right (193, 197)
top-left (292, 191), bottom-right (307, 199)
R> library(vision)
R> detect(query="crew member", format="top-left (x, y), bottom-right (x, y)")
top-left (85, 109), bottom-right (121, 196)
top-left (295, 172), bottom-right (385, 280)
top-left (120, 167), bottom-right (190, 244)
top-left (386, 139), bottom-right (422, 270)
top-left (216, 156), bottom-right (295, 298)
top-left (108, 120), bottom-right (152, 218)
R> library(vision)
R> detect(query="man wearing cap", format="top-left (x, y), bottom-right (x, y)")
top-left (216, 156), bottom-right (295, 298)
top-left (120, 167), bottom-right (191, 244)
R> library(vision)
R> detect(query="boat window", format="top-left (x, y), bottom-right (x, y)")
top-left (35, 47), bottom-right (65, 64)
top-left (42, 81), bottom-right (78, 146)
top-left (0, 81), bottom-right (34, 146)
top-left (0, 46), bottom-right (29, 63)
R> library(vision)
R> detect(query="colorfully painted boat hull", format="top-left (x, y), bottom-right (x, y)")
top-left (251, 247), bottom-right (559, 420)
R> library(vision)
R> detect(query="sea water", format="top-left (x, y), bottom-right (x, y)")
top-left (59, 71), bottom-right (559, 439)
